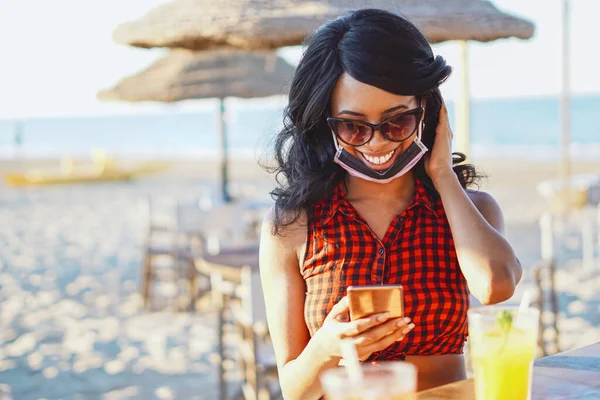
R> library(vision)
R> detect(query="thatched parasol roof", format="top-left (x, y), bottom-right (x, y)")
top-left (97, 49), bottom-right (295, 102)
top-left (113, 0), bottom-right (535, 51)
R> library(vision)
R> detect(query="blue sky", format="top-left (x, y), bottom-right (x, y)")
top-left (0, 0), bottom-right (597, 118)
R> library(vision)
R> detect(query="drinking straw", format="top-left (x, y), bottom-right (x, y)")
top-left (519, 289), bottom-right (532, 313)
top-left (339, 339), bottom-right (364, 384)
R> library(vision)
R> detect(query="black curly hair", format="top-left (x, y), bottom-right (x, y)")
top-left (267, 8), bottom-right (482, 234)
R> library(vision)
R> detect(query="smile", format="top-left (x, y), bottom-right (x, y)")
top-left (362, 149), bottom-right (395, 165)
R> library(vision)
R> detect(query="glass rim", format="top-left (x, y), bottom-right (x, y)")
top-left (320, 360), bottom-right (417, 381)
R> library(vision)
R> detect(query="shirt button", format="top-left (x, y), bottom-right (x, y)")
top-left (378, 248), bottom-right (385, 256)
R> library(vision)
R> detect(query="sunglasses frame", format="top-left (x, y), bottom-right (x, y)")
top-left (327, 106), bottom-right (424, 147)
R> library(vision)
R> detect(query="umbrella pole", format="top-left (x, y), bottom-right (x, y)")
top-left (455, 40), bottom-right (471, 158)
top-left (560, 0), bottom-right (571, 213)
top-left (219, 98), bottom-right (232, 203)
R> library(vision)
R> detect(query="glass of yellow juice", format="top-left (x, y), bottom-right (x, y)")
top-left (320, 361), bottom-right (417, 400)
top-left (468, 305), bottom-right (539, 400)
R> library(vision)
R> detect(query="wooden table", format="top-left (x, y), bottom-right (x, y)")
top-left (417, 342), bottom-right (600, 399)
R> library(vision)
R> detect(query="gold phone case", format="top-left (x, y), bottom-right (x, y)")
top-left (347, 284), bottom-right (404, 321)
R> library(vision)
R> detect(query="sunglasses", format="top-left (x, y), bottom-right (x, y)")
top-left (327, 107), bottom-right (424, 147)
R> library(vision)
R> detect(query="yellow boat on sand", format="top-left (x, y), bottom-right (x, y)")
top-left (3, 155), bottom-right (171, 187)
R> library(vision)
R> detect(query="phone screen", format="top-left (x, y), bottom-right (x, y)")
top-left (347, 284), bottom-right (404, 321)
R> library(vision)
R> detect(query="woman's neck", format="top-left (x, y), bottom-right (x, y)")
top-left (344, 172), bottom-right (416, 203)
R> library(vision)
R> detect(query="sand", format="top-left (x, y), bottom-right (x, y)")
top-left (0, 156), bottom-right (598, 399)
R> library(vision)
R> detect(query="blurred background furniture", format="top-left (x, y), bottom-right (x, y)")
top-left (138, 186), bottom-right (277, 397)
top-left (210, 263), bottom-right (279, 400)
top-left (538, 174), bottom-right (600, 271)
top-left (533, 176), bottom-right (600, 356)
top-left (139, 192), bottom-right (270, 312)
top-left (139, 195), bottom-right (193, 310)
top-left (532, 259), bottom-right (560, 356)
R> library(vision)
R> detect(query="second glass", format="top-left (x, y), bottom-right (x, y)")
top-left (468, 305), bottom-right (539, 400)
top-left (320, 361), bottom-right (417, 400)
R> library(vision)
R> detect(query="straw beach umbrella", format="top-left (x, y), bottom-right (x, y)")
top-left (114, 0), bottom-right (534, 157)
top-left (99, 49), bottom-right (295, 201)
top-left (113, 0), bottom-right (534, 49)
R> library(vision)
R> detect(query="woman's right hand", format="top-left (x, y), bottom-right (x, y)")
top-left (313, 296), bottom-right (415, 361)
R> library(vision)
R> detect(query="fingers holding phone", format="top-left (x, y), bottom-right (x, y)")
top-left (315, 296), bottom-right (401, 361)
top-left (346, 284), bottom-right (412, 360)
top-left (350, 317), bottom-right (414, 360)
top-left (314, 285), bottom-right (414, 362)
top-left (351, 316), bottom-right (413, 346)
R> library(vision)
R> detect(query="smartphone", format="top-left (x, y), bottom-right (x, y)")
top-left (347, 284), bottom-right (404, 321)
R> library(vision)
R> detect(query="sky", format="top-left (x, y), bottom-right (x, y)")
top-left (0, 0), bottom-right (597, 119)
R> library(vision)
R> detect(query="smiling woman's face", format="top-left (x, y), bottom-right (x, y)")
top-left (330, 73), bottom-right (421, 171)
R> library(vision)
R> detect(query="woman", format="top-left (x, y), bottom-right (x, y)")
top-left (260, 9), bottom-right (522, 399)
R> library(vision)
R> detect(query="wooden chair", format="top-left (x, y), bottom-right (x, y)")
top-left (140, 193), bottom-right (267, 311)
top-left (139, 195), bottom-right (188, 310)
top-left (211, 266), bottom-right (280, 400)
top-left (533, 259), bottom-right (560, 356)
top-left (177, 201), bottom-right (256, 310)
top-left (139, 198), bottom-right (228, 311)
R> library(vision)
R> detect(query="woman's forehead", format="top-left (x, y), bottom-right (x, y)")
top-left (331, 73), bottom-right (417, 116)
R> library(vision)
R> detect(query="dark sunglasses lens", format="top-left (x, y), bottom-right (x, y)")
top-left (382, 112), bottom-right (419, 141)
top-left (332, 120), bottom-right (372, 145)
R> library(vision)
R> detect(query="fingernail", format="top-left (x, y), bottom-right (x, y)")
top-left (377, 312), bottom-right (390, 322)
top-left (408, 323), bottom-right (415, 330)
top-left (404, 317), bottom-right (411, 324)
top-left (396, 335), bottom-right (405, 342)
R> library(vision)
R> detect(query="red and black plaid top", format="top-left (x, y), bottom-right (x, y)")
top-left (302, 179), bottom-right (469, 361)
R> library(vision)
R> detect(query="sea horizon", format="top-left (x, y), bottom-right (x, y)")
top-left (0, 95), bottom-right (598, 162)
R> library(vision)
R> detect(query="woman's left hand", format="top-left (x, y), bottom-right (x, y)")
top-left (424, 100), bottom-right (454, 182)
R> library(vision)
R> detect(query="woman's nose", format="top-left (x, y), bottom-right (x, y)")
top-left (367, 128), bottom-right (388, 150)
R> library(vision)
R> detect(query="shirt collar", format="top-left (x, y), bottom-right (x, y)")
top-left (322, 179), bottom-right (438, 225)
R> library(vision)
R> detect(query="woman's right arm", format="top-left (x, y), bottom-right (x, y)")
top-left (259, 208), bottom-right (338, 399)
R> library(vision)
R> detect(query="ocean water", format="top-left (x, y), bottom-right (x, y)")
top-left (0, 96), bottom-right (598, 161)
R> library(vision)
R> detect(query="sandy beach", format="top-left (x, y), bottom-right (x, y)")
top-left (0, 157), bottom-right (599, 399)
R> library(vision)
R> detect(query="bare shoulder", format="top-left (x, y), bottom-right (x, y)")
top-left (466, 190), bottom-right (500, 211)
top-left (466, 190), bottom-right (505, 233)
top-left (261, 204), bottom-right (308, 263)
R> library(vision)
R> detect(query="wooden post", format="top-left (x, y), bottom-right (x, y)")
top-left (549, 260), bottom-right (560, 354)
top-left (218, 98), bottom-right (232, 203)
top-left (560, 0), bottom-right (571, 213)
top-left (533, 265), bottom-right (547, 357)
top-left (455, 40), bottom-right (471, 157)
top-left (540, 214), bottom-right (554, 261)
top-left (211, 272), bottom-right (227, 400)
top-left (597, 203), bottom-right (600, 250)
top-left (582, 216), bottom-right (595, 270)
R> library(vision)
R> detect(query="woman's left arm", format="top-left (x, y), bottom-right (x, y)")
top-left (425, 102), bottom-right (522, 305)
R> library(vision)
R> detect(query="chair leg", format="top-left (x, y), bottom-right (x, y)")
top-left (188, 259), bottom-right (197, 311)
top-left (213, 277), bottom-right (227, 400)
top-left (549, 260), bottom-right (560, 353)
top-left (192, 261), bottom-right (213, 312)
top-left (171, 256), bottom-right (181, 312)
top-left (141, 253), bottom-right (153, 310)
top-left (245, 328), bottom-right (259, 400)
top-left (258, 386), bottom-right (271, 400)
top-left (533, 264), bottom-right (546, 357)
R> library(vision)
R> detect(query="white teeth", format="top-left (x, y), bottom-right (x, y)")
top-left (364, 150), bottom-right (394, 165)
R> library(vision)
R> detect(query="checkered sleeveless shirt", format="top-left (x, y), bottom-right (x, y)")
top-left (302, 179), bottom-right (469, 360)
